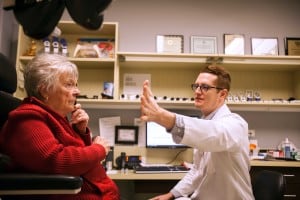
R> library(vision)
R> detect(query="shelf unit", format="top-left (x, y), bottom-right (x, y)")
top-left (15, 21), bottom-right (300, 112)
top-left (116, 52), bottom-right (300, 112)
top-left (15, 21), bottom-right (118, 100)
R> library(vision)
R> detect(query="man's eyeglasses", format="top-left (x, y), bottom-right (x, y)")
top-left (191, 84), bottom-right (223, 92)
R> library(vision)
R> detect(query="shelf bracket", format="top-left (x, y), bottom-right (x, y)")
top-left (206, 57), bottom-right (223, 64)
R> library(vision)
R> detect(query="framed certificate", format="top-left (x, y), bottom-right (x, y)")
top-left (156, 35), bottom-right (184, 53)
top-left (190, 36), bottom-right (217, 54)
top-left (115, 125), bottom-right (138, 144)
top-left (251, 37), bottom-right (279, 56)
top-left (224, 34), bottom-right (245, 55)
top-left (285, 37), bottom-right (300, 55)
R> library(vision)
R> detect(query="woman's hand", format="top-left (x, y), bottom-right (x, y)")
top-left (92, 136), bottom-right (110, 155)
top-left (71, 103), bottom-right (89, 134)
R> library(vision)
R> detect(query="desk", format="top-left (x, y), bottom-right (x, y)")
top-left (108, 170), bottom-right (184, 194)
top-left (107, 161), bottom-right (300, 199)
top-left (250, 160), bottom-right (300, 167)
top-left (108, 170), bottom-right (185, 180)
top-left (108, 172), bottom-right (181, 200)
top-left (108, 160), bottom-right (300, 180)
top-left (108, 160), bottom-right (300, 181)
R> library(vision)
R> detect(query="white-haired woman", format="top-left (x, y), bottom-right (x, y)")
top-left (0, 53), bottom-right (119, 200)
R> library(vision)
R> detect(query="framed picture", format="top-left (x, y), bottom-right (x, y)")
top-left (101, 82), bottom-right (114, 99)
top-left (251, 37), bottom-right (279, 56)
top-left (224, 34), bottom-right (245, 55)
top-left (73, 38), bottom-right (115, 58)
top-left (115, 125), bottom-right (139, 144)
top-left (285, 37), bottom-right (300, 55)
top-left (156, 35), bottom-right (184, 53)
top-left (190, 36), bottom-right (217, 54)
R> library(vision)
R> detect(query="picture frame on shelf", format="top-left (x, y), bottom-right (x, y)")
top-left (73, 38), bottom-right (115, 58)
top-left (156, 35), bottom-right (184, 53)
top-left (285, 37), bottom-right (300, 55)
top-left (251, 37), bottom-right (279, 56)
top-left (224, 34), bottom-right (245, 55)
top-left (190, 36), bottom-right (217, 54)
top-left (101, 82), bottom-right (114, 99)
top-left (115, 125), bottom-right (139, 145)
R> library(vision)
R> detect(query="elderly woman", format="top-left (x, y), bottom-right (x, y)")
top-left (0, 53), bottom-right (119, 200)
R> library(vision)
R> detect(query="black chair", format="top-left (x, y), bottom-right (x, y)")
top-left (252, 170), bottom-right (286, 200)
top-left (0, 53), bottom-right (83, 197)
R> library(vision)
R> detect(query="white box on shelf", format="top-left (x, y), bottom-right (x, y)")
top-left (123, 73), bottom-right (151, 96)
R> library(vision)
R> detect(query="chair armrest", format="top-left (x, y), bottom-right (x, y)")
top-left (0, 173), bottom-right (83, 195)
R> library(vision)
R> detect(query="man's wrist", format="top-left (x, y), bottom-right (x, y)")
top-left (159, 108), bottom-right (176, 130)
top-left (169, 114), bottom-right (185, 143)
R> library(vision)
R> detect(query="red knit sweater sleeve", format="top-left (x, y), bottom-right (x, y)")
top-left (2, 107), bottom-right (106, 176)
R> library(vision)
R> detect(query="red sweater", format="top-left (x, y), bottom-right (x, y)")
top-left (0, 97), bottom-right (119, 200)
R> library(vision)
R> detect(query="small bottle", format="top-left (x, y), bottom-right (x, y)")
top-left (248, 134), bottom-right (258, 157)
top-left (283, 138), bottom-right (291, 159)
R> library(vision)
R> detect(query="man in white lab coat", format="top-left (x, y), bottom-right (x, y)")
top-left (140, 65), bottom-right (254, 200)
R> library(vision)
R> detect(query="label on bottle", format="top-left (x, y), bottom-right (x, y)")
top-left (285, 146), bottom-right (291, 159)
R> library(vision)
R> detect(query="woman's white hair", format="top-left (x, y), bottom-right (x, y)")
top-left (24, 53), bottom-right (78, 100)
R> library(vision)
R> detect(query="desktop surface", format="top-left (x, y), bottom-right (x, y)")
top-left (134, 165), bottom-right (190, 174)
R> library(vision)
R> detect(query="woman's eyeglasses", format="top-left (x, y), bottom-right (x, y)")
top-left (191, 84), bottom-right (223, 93)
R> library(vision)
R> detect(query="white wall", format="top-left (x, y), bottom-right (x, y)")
top-left (63, 0), bottom-right (300, 55)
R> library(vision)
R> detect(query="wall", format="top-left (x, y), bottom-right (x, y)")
top-left (63, 0), bottom-right (300, 55)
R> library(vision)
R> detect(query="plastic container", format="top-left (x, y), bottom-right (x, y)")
top-left (283, 138), bottom-right (291, 159)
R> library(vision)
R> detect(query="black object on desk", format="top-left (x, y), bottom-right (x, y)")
top-left (115, 153), bottom-right (141, 169)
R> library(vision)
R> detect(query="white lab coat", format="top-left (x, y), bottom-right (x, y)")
top-left (171, 104), bottom-right (254, 200)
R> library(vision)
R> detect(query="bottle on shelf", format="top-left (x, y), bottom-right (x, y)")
top-left (249, 134), bottom-right (258, 157)
top-left (283, 138), bottom-right (291, 159)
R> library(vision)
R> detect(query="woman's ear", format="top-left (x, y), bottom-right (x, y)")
top-left (38, 85), bottom-right (48, 100)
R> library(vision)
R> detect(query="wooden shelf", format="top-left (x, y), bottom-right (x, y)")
top-left (118, 52), bottom-right (300, 71)
top-left (250, 160), bottom-right (300, 167)
top-left (57, 21), bottom-right (117, 37)
top-left (77, 98), bottom-right (300, 112)
top-left (19, 56), bottom-right (115, 69)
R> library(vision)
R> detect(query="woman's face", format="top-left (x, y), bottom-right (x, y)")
top-left (44, 72), bottom-right (80, 116)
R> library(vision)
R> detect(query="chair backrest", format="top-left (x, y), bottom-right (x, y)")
top-left (0, 53), bottom-right (22, 172)
top-left (252, 170), bottom-right (286, 200)
top-left (0, 53), bottom-right (22, 128)
top-left (0, 53), bottom-right (17, 94)
top-left (0, 91), bottom-right (22, 128)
